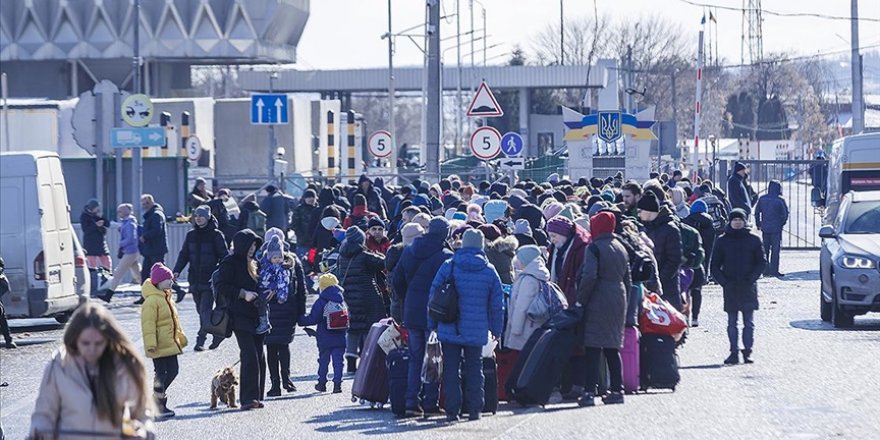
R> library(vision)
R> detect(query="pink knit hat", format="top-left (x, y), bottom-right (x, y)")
top-left (150, 263), bottom-right (173, 285)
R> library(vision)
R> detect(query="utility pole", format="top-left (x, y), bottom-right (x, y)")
top-left (456, 0), bottom-right (462, 156)
top-left (625, 45), bottom-right (633, 113)
top-left (132, 0), bottom-right (142, 217)
top-left (850, 0), bottom-right (865, 134)
top-left (426, 0), bottom-right (441, 178)
top-left (387, 0), bottom-right (397, 175)
top-left (268, 71), bottom-right (278, 181)
top-left (560, 0), bottom-right (564, 65)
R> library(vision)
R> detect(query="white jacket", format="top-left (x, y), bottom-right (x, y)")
top-left (504, 258), bottom-right (550, 351)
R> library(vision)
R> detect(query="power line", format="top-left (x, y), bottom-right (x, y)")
top-left (677, 0), bottom-right (880, 22)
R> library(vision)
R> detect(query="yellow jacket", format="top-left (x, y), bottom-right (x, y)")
top-left (140, 279), bottom-right (187, 358)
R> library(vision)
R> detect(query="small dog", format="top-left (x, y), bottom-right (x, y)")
top-left (210, 367), bottom-right (239, 409)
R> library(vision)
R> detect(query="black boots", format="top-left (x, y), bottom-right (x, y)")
top-left (332, 383), bottom-right (342, 394)
top-left (724, 351), bottom-right (739, 365)
top-left (346, 357), bottom-right (358, 374)
top-left (283, 378), bottom-right (297, 392)
top-left (742, 349), bottom-right (754, 364)
top-left (267, 382), bottom-right (282, 397)
top-left (154, 393), bottom-right (175, 419)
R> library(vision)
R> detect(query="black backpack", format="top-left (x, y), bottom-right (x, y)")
top-left (427, 260), bottom-right (459, 324)
top-left (613, 231), bottom-right (655, 283)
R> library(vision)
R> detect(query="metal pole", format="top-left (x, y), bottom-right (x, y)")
top-left (560, 0), bottom-right (564, 65)
top-left (387, 0), bottom-right (397, 177)
top-left (850, 0), bottom-right (864, 134)
top-left (456, 0), bottom-right (462, 156)
top-left (268, 72), bottom-right (278, 182)
top-left (426, 0), bottom-right (441, 179)
top-left (96, 93), bottom-right (105, 210)
top-left (1, 72), bottom-right (9, 151)
top-left (482, 9), bottom-right (487, 66)
top-left (115, 94), bottom-right (123, 208)
top-left (132, 0), bottom-right (142, 217)
top-left (692, 25), bottom-right (704, 180)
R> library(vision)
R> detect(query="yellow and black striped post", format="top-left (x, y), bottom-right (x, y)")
top-left (327, 110), bottom-right (337, 182)
top-left (180, 111), bottom-right (190, 155)
top-left (345, 110), bottom-right (356, 180)
top-left (160, 111), bottom-right (172, 157)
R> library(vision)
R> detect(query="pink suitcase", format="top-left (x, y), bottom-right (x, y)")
top-left (621, 326), bottom-right (640, 394)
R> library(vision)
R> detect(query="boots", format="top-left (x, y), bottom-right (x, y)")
top-left (154, 393), bottom-right (175, 419)
top-left (602, 392), bottom-right (625, 405)
top-left (283, 378), bottom-right (297, 393)
top-left (346, 357), bottom-right (358, 374)
top-left (267, 381), bottom-right (282, 397)
top-left (724, 351), bottom-right (739, 365)
top-left (561, 385), bottom-right (584, 402)
top-left (577, 393), bottom-right (596, 407)
top-left (742, 349), bottom-right (753, 364)
top-left (332, 382), bottom-right (342, 394)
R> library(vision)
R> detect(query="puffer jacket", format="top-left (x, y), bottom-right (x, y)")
top-left (336, 241), bottom-right (386, 332)
top-left (298, 284), bottom-right (347, 350)
top-left (215, 230), bottom-right (263, 333)
top-left (140, 280), bottom-right (188, 358)
top-left (754, 180), bottom-right (789, 234)
top-left (172, 216), bottom-right (228, 288)
top-left (711, 225), bottom-right (766, 313)
top-left (80, 209), bottom-right (110, 256)
top-left (139, 204), bottom-right (168, 257)
top-left (578, 232), bottom-right (630, 349)
top-left (504, 257), bottom-right (550, 350)
top-left (291, 201), bottom-right (319, 246)
top-left (428, 247), bottom-right (504, 347)
top-left (265, 253), bottom-right (308, 345)
top-left (393, 232), bottom-right (453, 330)
top-left (485, 235), bottom-right (517, 285)
top-left (118, 215), bottom-right (139, 255)
top-left (642, 206), bottom-right (683, 311)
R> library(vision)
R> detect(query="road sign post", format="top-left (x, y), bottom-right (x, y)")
top-left (110, 127), bottom-right (166, 148)
top-left (469, 126), bottom-right (502, 160)
top-left (466, 81), bottom-right (504, 118)
top-left (368, 130), bottom-right (393, 158)
top-left (250, 94), bottom-right (289, 125)
top-left (500, 132), bottom-right (525, 157)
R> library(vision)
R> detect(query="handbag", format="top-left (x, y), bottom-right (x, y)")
top-left (420, 331), bottom-right (443, 384)
top-left (427, 261), bottom-right (459, 323)
top-left (201, 307), bottom-right (231, 338)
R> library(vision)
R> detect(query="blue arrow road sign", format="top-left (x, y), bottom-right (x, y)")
top-left (110, 127), bottom-right (166, 149)
top-left (500, 132), bottom-right (524, 157)
top-left (251, 94), bottom-right (289, 125)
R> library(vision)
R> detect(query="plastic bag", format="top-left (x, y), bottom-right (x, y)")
top-left (639, 292), bottom-right (688, 340)
top-left (378, 321), bottom-right (405, 354)
top-left (481, 331), bottom-right (497, 359)
top-left (421, 331), bottom-right (443, 384)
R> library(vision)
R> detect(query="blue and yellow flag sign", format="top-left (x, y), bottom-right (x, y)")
top-left (564, 110), bottom-right (657, 142)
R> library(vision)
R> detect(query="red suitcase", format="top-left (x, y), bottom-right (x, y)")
top-left (495, 349), bottom-right (518, 402)
top-left (351, 319), bottom-right (392, 407)
top-left (621, 326), bottom-right (640, 394)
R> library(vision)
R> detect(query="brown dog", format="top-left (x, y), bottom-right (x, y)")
top-left (210, 367), bottom-right (238, 409)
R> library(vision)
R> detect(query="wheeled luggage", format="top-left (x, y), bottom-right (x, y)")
top-left (351, 319), bottom-right (392, 406)
top-left (508, 327), bottom-right (576, 406)
top-left (621, 326), bottom-right (640, 394)
top-left (385, 347), bottom-right (410, 416)
top-left (495, 349), bottom-right (518, 402)
top-left (459, 356), bottom-right (498, 415)
top-left (640, 333), bottom-right (679, 391)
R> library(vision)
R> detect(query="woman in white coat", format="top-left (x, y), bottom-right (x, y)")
top-left (503, 245), bottom-right (549, 351)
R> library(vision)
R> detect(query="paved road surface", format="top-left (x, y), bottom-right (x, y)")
top-left (2, 251), bottom-right (879, 439)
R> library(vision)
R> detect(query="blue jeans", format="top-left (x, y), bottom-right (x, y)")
top-left (441, 342), bottom-right (483, 419)
top-left (318, 347), bottom-right (345, 385)
top-left (406, 329), bottom-right (440, 409)
top-left (762, 232), bottom-right (782, 275)
top-left (727, 310), bottom-right (755, 353)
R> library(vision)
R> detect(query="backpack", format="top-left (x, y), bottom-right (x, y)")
top-left (427, 260), bottom-right (459, 324)
top-left (247, 209), bottom-right (267, 236)
top-left (677, 221), bottom-right (704, 269)
top-left (704, 198), bottom-right (728, 232)
top-left (526, 278), bottom-right (568, 323)
top-left (323, 300), bottom-right (350, 330)
top-left (617, 234), bottom-right (655, 283)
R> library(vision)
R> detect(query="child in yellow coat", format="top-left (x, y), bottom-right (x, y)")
top-left (141, 262), bottom-right (188, 419)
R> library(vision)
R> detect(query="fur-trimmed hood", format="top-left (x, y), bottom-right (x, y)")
top-left (486, 235), bottom-right (518, 256)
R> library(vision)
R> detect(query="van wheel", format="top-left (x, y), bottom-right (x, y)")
top-left (831, 283), bottom-right (854, 328)
top-left (55, 313), bottom-right (71, 324)
top-left (820, 288), bottom-right (832, 322)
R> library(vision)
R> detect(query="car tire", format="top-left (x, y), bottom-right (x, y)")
top-left (820, 288), bottom-right (832, 322)
top-left (830, 281), bottom-right (854, 328)
top-left (55, 313), bottom-right (71, 324)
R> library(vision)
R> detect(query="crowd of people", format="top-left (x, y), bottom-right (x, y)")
top-left (24, 161), bottom-right (791, 436)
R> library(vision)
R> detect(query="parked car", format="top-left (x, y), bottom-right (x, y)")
top-left (819, 190), bottom-right (880, 328)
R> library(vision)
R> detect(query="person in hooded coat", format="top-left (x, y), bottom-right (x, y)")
top-left (727, 162), bottom-right (756, 216)
top-left (138, 195), bottom-right (168, 302)
top-left (754, 180), bottom-right (789, 277)
top-left (354, 175), bottom-right (388, 219)
top-left (237, 194), bottom-right (267, 237)
top-left (682, 200), bottom-right (716, 326)
top-left (386, 223), bottom-right (424, 322)
top-left (638, 192), bottom-right (683, 311)
top-left (344, 194), bottom-right (378, 230)
top-left (670, 187), bottom-right (690, 219)
top-left (503, 245), bottom-right (548, 351)
top-left (577, 212), bottom-right (630, 407)
top-left (480, 224), bottom-right (517, 285)
top-left (80, 199), bottom-right (111, 270)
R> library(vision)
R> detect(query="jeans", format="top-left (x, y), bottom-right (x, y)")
top-left (266, 343), bottom-right (291, 386)
top-left (318, 347), bottom-right (345, 385)
top-left (152, 355), bottom-right (179, 394)
top-left (727, 310), bottom-right (755, 353)
top-left (762, 232), bottom-right (782, 275)
top-left (691, 267), bottom-right (705, 320)
top-left (233, 330), bottom-right (267, 404)
top-left (140, 254), bottom-right (165, 285)
top-left (192, 287), bottom-right (222, 347)
top-left (345, 330), bottom-right (367, 359)
top-left (406, 329), bottom-right (440, 410)
top-left (584, 347), bottom-right (622, 395)
top-left (104, 253), bottom-right (141, 291)
top-left (441, 343), bottom-right (483, 419)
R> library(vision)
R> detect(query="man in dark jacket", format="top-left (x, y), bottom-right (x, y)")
top-left (711, 209), bottom-right (765, 365)
top-left (392, 217), bottom-right (452, 416)
top-left (754, 180), bottom-right (789, 277)
top-left (727, 161), bottom-right (756, 216)
top-left (291, 189), bottom-right (319, 257)
top-left (638, 192), bottom-right (683, 311)
top-left (80, 198), bottom-right (111, 270)
top-left (172, 206), bottom-right (229, 351)
top-left (683, 200), bottom-right (717, 326)
top-left (139, 194), bottom-right (168, 304)
top-left (260, 185), bottom-right (295, 233)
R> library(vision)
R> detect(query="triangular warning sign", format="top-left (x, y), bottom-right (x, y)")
top-left (466, 81), bottom-right (504, 117)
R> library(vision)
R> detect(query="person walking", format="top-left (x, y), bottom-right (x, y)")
top-left (264, 243), bottom-right (308, 397)
top-left (503, 245), bottom-right (547, 352)
top-left (138, 194), bottom-right (168, 305)
top-left (299, 274), bottom-right (348, 394)
top-left (754, 180), bottom-right (789, 277)
top-left (171, 205), bottom-right (228, 351)
top-left (260, 185), bottom-right (295, 234)
top-left (80, 199), bottom-right (112, 272)
top-left (30, 303), bottom-right (154, 439)
top-left (237, 194), bottom-right (267, 237)
top-left (214, 230), bottom-right (266, 410)
top-left (96, 204), bottom-right (141, 302)
top-left (576, 212), bottom-right (631, 407)
top-left (140, 263), bottom-right (188, 419)
top-left (392, 216), bottom-right (452, 416)
top-left (188, 177), bottom-right (213, 212)
top-left (682, 200), bottom-right (717, 327)
top-left (727, 161), bottom-right (756, 216)
top-left (0, 257), bottom-right (16, 348)
top-left (711, 209), bottom-right (766, 365)
top-left (638, 192), bottom-right (684, 311)
top-left (291, 189), bottom-right (319, 257)
top-left (429, 229), bottom-right (504, 423)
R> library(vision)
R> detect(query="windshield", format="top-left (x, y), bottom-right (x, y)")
top-left (844, 201), bottom-right (880, 234)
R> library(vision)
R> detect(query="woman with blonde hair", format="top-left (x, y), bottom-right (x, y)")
top-left (30, 302), bottom-right (154, 439)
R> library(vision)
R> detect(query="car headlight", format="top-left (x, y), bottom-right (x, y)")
top-left (838, 255), bottom-right (877, 269)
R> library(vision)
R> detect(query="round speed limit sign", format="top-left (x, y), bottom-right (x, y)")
top-left (469, 126), bottom-right (502, 160)
top-left (368, 130), bottom-right (393, 158)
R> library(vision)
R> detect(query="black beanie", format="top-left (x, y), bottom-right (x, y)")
top-left (734, 161), bottom-right (747, 173)
top-left (637, 192), bottom-right (660, 213)
top-left (354, 193), bottom-right (367, 207)
top-left (729, 208), bottom-right (748, 221)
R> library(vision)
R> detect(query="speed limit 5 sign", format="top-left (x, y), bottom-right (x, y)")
top-left (368, 130), bottom-right (393, 158)
top-left (469, 126), bottom-right (502, 160)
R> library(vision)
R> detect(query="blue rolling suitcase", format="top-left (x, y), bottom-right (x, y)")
top-left (386, 348), bottom-right (410, 417)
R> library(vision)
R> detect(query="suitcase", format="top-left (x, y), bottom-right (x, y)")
top-left (495, 349), bottom-right (518, 402)
top-left (640, 333), bottom-right (680, 392)
top-left (351, 320), bottom-right (392, 406)
top-left (621, 326), bottom-right (640, 394)
top-left (442, 356), bottom-right (499, 415)
top-left (385, 347), bottom-right (410, 417)
top-left (508, 327), bottom-right (576, 406)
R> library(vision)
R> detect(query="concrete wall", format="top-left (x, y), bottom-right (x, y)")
top-left (528, 114), bottom-right (566, 157)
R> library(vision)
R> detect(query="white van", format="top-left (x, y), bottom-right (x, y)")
top-left (823, 132), bottom-right (880, 224)
top-left (0, 151), bottom-right (79, 321)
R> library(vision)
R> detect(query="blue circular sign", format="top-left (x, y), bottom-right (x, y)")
top-left (500, 132), bottom-right (524, 157)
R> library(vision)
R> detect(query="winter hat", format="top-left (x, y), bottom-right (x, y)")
top-left (673, 170), bottom-right (683, 178)
top-left (588, 201), bottom-right (610, 216)
top-left (552, 191), bottom-right (567, 203)
top-left (483, 200), bottom-right (508, 224)
top-left (444, 208), bottom-right (458, 220)
top-left (734, 161), bottom-right (747, 173)
top-left (303, 189), bottom-right (317, 200)
top-left (600, 190), bottom-right (616, 203)
top-left (590, 212), bottom-right (616, 237)
top-left (321, 216), bottom-right (341, 230)
top-left (637, 192), bottom-right (660, 213)
top-left (510, 188), bottom-right (529, 200)
top-left (358, 174), bottom-right (372, 186)
top-left (729, 208), bottom-right (748, 222)
top-left (354, 194), bottom-right (367, 208)
top-left (548, 173), bottom-right (560, 185)
top-left (439, 179), bottom-right (452, 192)
top-left (542, 202), bottom-right (564, 220)
top-left (367, 217), bottom-right (386, 229)
top-left (508, 194), bottom-right (527, 212)
top-left (86, 198), bottom-right (100, 211)
top-left (266, 236), bottom-right (284, 259)
top-left (150, 262), bottom-right (173, 286)
top-left (690, 199), bottom-right (708, 215)
top-left (319, 273), bottom-right (339, 292)
top-left (345, 226), bottom-right (366, 245)
top-left (428, 216), bottom-right (450, 237)
top-left (400, 223), bottom-right (425, 245)
top-left (412, 213), bottom-right (431, 229)
top-left (264, 227), bottom-right (285, 247)
top-left (452, 212), bottom-right (467, 221)
top-left (557, 205), bottom-right (576, 220)
top-left (478, 224), bottom-right (502, 241)
top-left (513, 219), bottom-right (532, 236)
top-left (194, 205), bottom-right (211, 219)
top-left (516, 245), bottom-right (542, 267)
top-left (461, 228), bottom-right (485, 250)
top-left (546, 216), bottom-right (574, 237)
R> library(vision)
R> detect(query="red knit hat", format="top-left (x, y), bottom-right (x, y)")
top-left (150, 263), bottom-right (173, 285)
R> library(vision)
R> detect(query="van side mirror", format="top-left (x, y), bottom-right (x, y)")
top-left (819, 225), bottom-right (836, 239)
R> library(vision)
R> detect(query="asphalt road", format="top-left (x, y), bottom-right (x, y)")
top-left (2, 250), bottom-right (879, 439)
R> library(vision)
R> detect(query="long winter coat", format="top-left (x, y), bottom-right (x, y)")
top-left (139, 204), bottom-right (168, 257)
top-left (578, 234), bottom-right (631, 349)
top-left (547, 225), bottom-right (591, 306)
top-left (392, 232), bottom-right (453, 330)
top-left (643, 206), bottom-right (683, 311)
top-left (215, 230), bottom-right (263, 334)
top-left (711, 225), bottom-right (766, 313)
top-left (727, 172), bottom-right (754, 215)
top-left (172, 216), bottom-right (228, 288)
top-left (291, 201), bottom-right (319, 246)
top-left (754, 180), bottom-right (789, 234)
top-left (504, 258), bottom-right (550, 350)
top-left (485, 235), bottom-right (517, 285)
top-left (140, 280), bottom-right (188, 358)
top-left (298, 285), bottom-right (347, 350)
top-left (428, 247), bottom-right (504, 347)
top-left (265, 253), bottom-right (308, 345)
top-left (80, 209), bottom-right (110, 256)
top-left (336, 241), bottom-right (386, 332)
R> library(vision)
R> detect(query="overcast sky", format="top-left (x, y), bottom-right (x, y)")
top-left (294, 0), bottom-right (880, 70)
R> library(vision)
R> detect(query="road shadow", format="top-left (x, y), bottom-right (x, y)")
top-left (305, 406), bottom-right (442, 435)
top-left (777, 270), bottom-right (819, 281)
top-left (680, 364), bottom-right (724, 370)
top-left (790, 319), bottom-right (880, 332)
